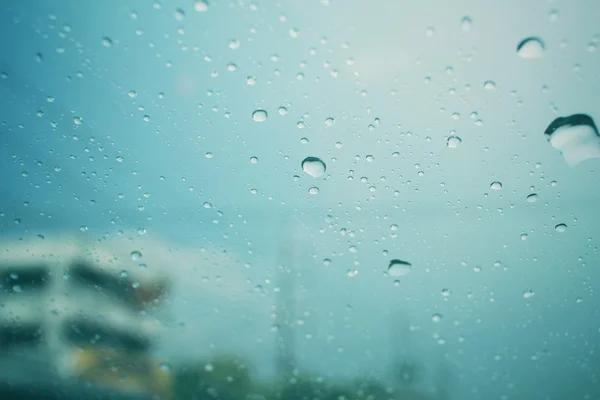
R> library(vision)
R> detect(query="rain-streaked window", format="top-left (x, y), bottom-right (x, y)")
top-left (1, 0), bottom-right (600, 399)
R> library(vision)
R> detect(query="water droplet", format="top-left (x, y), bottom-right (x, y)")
top-left (119, 270), bottom-right (129, 278)
top-left (460, 16), bottom-right (472, 31)
top-left (523, 290), bottom-right (535, 299)
top-left (130, 250), bottom-right (142, 260)
top-left (128, 90), bottom-right (137, 98)
top-left (324, 117), bottom-right (335, 126)
top-left (520, 233), bottom-right (528, 240)
top-left (490, 181), bottom-right (502, 190)
top-left (388, 259), bottom-right (412, 277)
top-left (432, 313), bottom-right (443, 323)
top-left (301, 157), bottom-right (326, 178)
top-left (101, 37), bottom-right (113, 47)
top-left (441, 288), bottom-right (451, 297)
top-left (252, 109), bottom-right (268, 122)
top-left (73, 116), bottom-right (83, 126)
top-left (323, 258), bottom-right (331, 266)
top-left (159, 362), bottom-right (172, 372)
top-left (308, 186), bottom-right (319, 195)
top-left (116, 156), bottom-right (124, 163)
top-left (205, 152), bottom-right (213, 159)
top-left (447, 135), bottom-right (462, 148)
top-left (247, 76), bottom-right (257, 85)
top-left (300, 137), bottom-right (309, 144)
top-left (526, 193), bottom-right (538, 203)
top-left (250, 156), bottom-right (258, 164)
top-left (544, 114), bottom-right (600, 166)
top-left (174, 8), bottom-right (185, 20)
top-left (555, 223), bottom-right (567, 233)
top-left (289, 28), bottom-right (300, 38)
top-left (517, 37), bottom-right (545, 59)
top-left (278, 106), bottom-right (288, 115)
top-left (483, 80), bottom-right (496, 90)
top-left (193, 0), bottom-right (209, 12)
top-left (347, 269), bottom-right (358, 278)
top-left (390, 224), bottom-right (399, 232)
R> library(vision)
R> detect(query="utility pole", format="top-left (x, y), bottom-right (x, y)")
top-left (274, 220), bottom-right (298, 380)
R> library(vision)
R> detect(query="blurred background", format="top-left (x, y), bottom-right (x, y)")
top-left (0, 0), bottom-right (599, 399)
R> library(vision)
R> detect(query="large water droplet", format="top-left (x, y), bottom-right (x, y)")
top-left (516, 37), bottom-right (545, 59)
top-left (130, 250), bottom-right (142, 260)
top-left (388, 259), bottom-right (412, 277)
top-left (490, 181), bottom-right (502, 190)
top-left (447, 135), bottom-right (462, 148)
top-left (544, 114), bottom-right (600, 166)
top-left (252, 109), bottom-right (268, 122)
top-left (483, 80), bottom-right (496, 90)
top-left (526, 193), bottom-right (539, 203)
top-left (301, 157), bottom-right (326, 177)
top-left (555, 223), bottom-right (567, 233)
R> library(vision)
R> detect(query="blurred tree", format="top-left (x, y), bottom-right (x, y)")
top-left (172, 355), bottom-right (256, 400)
top-left (171, 355), bottom-right (447, 400)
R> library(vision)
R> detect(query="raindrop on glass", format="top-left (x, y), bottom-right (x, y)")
top-left (193, 0), bottom-right (209, 12)
top-left (490, 181), bottom-right (502, 190)
top-left (555, 223), bottom-right (567, 233)
top-left (174, 8), bottom-right (185, 20)
top-left (301, 157), bottom-right (326, 178)
top-left (252, 109), bottom-right (268, 122)
top-left (483, 80), bottom-right (496, 90)
top-left (447, 135), bottom-right (462, 148)
top-left (544, 114), bottom-right (600, 166)
top-left (460, 16), bottom-right (472, 31)
top-left (526, 193), bottom-right (538, 203)
top-left (159, 362), bottom-right (172, 372)
top-left (130, 250), bottom-right (142, 260)
top-left (517, 37), bottom-right (545, 59)
top-left (388, 259), bottom-right (412, 277)
top-left (523, 290), bottom-right (535, 299)
top-left (101, 37), bottom-right (113, 47)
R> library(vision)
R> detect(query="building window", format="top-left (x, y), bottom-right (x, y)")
top-left (63, 318), bottom-right (150, 352)
top-left (0, 266), bottom-right (49, 295)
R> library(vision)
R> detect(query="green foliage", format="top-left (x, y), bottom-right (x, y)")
top-left (172, 354), bottom-right (257, 400)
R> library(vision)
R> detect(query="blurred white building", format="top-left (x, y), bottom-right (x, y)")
top-left (0, 233), bottom-right (172, 398)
